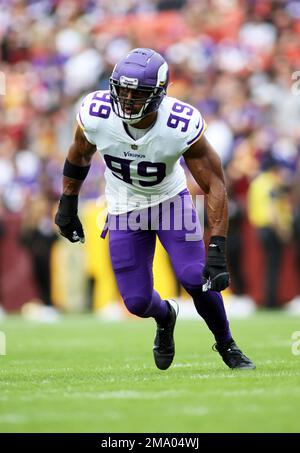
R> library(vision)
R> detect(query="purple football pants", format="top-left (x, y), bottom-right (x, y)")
top-left (107, 189), bottom-right (231, 344)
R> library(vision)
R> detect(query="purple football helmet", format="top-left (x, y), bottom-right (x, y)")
top-left (110, 48), bottom-right (169, 124)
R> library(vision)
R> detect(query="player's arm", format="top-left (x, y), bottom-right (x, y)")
top-left (184, 134), bottom-right (228, 237)
top-left (183, 135), bottom-right (230, 291)
top-left (54, 126), bottom-right (97, 243)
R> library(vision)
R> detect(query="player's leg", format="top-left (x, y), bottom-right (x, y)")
top-left (157, 191), bottom-right (255, 369)
top-left (108, 212), bottom-right (178, 370)
top-left (109, 220), bottom-right (169, 324)
top-left (157, 190), bottom-right (231, 344)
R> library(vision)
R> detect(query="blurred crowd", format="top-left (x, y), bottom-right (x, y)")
top-left (1, 0), bottom-right (300, 311)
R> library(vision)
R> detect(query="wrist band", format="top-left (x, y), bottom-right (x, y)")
top-left (59, 194), bottom-right (78, 216)
top-left (210, 236), bottom-right (226, 244)
top-left (210, 236), bottom-right (226, 253)
top-left (63, 159), bottom-right (91, 180)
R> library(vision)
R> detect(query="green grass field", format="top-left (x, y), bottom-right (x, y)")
top-left (0, 311), bottom-right (300, 433)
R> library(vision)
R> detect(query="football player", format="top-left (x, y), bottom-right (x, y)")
top-left (55, 48), bottom-right (255, 370)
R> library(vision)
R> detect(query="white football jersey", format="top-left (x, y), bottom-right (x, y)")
top-left (77, 90), bottom-right (206, 214)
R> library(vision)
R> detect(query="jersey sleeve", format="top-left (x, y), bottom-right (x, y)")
top-left (76, 91), bottom-right (106, 145)
top-left (181, 107), bottom-right (207, 153)
top-left (164, 98), bottom-right (207, 155)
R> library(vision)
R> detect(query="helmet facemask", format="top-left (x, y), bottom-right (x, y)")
top-left (109, 49), bottom-right (169, 124)
top-left (110, 77), bottom-right (166, 124)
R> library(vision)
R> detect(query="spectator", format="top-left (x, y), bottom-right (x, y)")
top-left (248, 156), bottom-right (293, 308)
top-left (19, 195), bottom-right (58, 308)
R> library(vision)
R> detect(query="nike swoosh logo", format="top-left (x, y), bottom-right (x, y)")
top-left (195, 118), bottom-right (201, 129)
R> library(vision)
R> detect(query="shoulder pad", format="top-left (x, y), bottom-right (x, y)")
top-left (76, 90), bottom-right (111, 133)
top-left (163, 97), bottom-right (207, 148)
top-left (185, 107), bottom-right (207, 148)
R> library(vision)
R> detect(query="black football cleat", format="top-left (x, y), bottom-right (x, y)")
top-left (153, 299), bottom-right (179, 370)
top-left (214, 339), bottom-right (256, 370)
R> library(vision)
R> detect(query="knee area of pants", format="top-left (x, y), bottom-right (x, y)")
top-left (124, 296), bottom-right (151, 317)
top-left (178, 264), bottom-right (203, 289)
top-left (185, 286), bottom-right (205, 299)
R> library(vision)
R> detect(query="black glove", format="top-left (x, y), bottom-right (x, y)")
top-left (202, 236), bottom-right (230, 292)
top-left (54, 194), bottom-right (85, 243)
